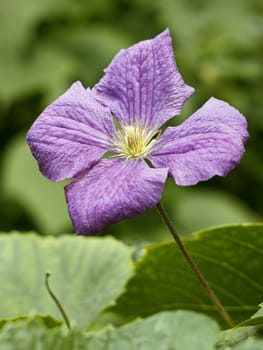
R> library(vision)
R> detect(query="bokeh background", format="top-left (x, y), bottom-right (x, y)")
top-left (0, 0), bottom-right (262, 244)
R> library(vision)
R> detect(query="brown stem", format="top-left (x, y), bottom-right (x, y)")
top-left (45, 272), bottom-right (71, 330)
top-left (156, 202), bottom-right (234, 328)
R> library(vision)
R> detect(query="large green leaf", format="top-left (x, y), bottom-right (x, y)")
top-left (86, 310), bottom-right (219, 350)
top-left (2, 312), bottom-right (261, 350)
top-left (0, 316), bottom-right (86, 350)
top-left (0, 233), bottom-right (133, 329)
top-left (0, 311), bottom-right (220, 350)
top-left (112, 224), bottom-right (263, 327)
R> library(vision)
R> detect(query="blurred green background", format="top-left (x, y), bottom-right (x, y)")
top-left (0, 0), bottom-right (262, 244)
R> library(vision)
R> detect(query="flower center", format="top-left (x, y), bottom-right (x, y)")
top-left (112, 124), bottom-right (160, 159)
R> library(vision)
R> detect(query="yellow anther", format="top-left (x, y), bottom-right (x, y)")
top-left (112, 123), bottom-right (160, 159)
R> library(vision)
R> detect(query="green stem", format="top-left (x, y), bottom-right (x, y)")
top-left (45, 272), bottom-right (71, 330)
top-left (156, 202), bottom-right (234, 328)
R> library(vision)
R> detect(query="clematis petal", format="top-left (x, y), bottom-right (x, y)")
top-left (65, 158), bottom-right (168, 234)
top-left (149, 98), bottom-right (249, 186)
top-left (26, 81), bottom-right (115, 181)
top-left (93, 29), bottom-right (194, 129)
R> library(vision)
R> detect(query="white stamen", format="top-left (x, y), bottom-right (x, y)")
top-left (111, 123), bottom-right (160, 159)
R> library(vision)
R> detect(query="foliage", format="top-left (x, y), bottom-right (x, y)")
top-left (0, 312), bottom-right (220, 350)
top-left (112, 224), bottom-right (263, 327)
top-left (0, 233), bottom-right (133, 329)
top-left (0, 225), bottom-right (263, 348)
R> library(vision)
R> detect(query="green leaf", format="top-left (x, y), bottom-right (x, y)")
top-left (217, 328), bottom-right (263, 350)
top-left (0, 316), bottom-right (87, 350)
top-left (0, 233), bottom-right (133, 329)
top-left (236, 316), bottom-right (263, 328)
top-left (217, 329), bottom-right (263, 350)
top-left (230, 338), bottom-right (263, 350)
top-left (0, 311), bottom-right (220, 350)
top-left (216, 302), bottom-right (263, 349)
top-left (0, 316), bottom-right (28, 330)
top-left (86, 310), bottom-right (219, 350)
top-left (0, 314), bottom-right (62, 330)
top-left (112, 224), bottom-right (263, 327)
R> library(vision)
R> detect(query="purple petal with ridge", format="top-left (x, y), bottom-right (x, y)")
top-left (149, 98), bottom-right (249, 186)
top-left (93, 29), bottom-right (194, 129)
top-left (65, 158), bottom-right (168, 234)
top-left (26, 81), bottom-right (115, 181)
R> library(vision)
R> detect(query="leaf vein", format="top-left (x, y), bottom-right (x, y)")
top-left (189, 252), bottom-right (263, 293)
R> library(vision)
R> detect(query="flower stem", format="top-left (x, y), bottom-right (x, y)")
top-left (155, 202), bottom-right (234, 328)
top-left (45, 272), bottom-right (71, 330)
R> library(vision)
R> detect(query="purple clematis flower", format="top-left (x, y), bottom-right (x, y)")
top-left (26, 29), bottom-right (248, 235)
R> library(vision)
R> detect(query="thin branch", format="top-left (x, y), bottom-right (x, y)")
top-left (45, 272), bottom-right (71, 330)
top-left (156, 202), bottom-right (234, 328)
